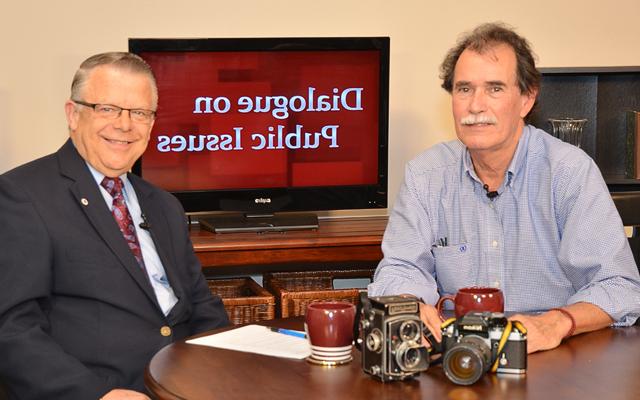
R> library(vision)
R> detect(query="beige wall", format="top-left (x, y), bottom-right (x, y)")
top-left (2, 0), bottom-right (639, 215)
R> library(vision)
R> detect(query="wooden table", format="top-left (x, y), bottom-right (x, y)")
top-left (190, 216), bottom-right (387, 270)
top-left (145, 318), bottom-right (640, 400)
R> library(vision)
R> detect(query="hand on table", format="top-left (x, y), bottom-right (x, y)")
top-left (101, 389), bottom-right (151, 400)
top-left (509, 312), bottom-right (569, 354)
top-left (510, 302), bottom-right (614, 354)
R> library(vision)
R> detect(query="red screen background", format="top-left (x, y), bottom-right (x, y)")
top-left (140, 50), bottom-right (381, 192)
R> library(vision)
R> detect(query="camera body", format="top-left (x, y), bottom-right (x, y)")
top-left (358, 295), bottom-right (429, 381)
top-left (440, 312), bottom-right (527, 385)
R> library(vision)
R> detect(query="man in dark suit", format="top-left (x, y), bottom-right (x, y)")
top-left (0, 52), bottom-right (229, 399)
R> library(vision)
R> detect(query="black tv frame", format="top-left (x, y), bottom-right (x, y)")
top-left (130, 37), bottom-right (389, 232)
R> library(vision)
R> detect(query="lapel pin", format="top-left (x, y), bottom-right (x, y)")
top-left (81, 198), bottom-right (89, 206)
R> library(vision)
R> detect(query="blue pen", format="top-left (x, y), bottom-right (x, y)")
top-left (269, 327), bottom-right (307, 339)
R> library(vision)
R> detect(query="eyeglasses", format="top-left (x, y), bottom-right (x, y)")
top-left (72, 99), bottom-right (156, 123)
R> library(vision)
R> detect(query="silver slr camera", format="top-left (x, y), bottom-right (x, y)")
top-left (440, 312), bottom-right (527, 385)
top-left (355, 293), bottom-right (430, 381)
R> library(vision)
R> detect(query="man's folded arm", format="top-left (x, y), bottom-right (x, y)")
top-left (555, 161), bottom-right (640, 327)
top-left (369, 168), bottom-right (439, 304)
top-left (369, 264), bottom-right (439, 305)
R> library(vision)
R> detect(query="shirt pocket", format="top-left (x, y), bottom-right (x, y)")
top-left (431, 243), bottom-right (475, 293)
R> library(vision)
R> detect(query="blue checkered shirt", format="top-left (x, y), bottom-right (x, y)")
top-left (369, 125), bottom-right (640, 325)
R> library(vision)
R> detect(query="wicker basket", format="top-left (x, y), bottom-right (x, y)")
top-left (263, 269), bottom-right (374, 318)
top-left (207, 278), bottom-right (275, 325)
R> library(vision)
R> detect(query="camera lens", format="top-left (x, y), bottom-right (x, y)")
top-left (402, 347), bottom-right (421, 369)
top-left (394, 341), bottom-right (428, 372)
top-left (399, 320), bottom-right (420, 341)
top-left (442, 336), bottom-right (491, 385)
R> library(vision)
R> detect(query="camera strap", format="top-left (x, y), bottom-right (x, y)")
top-left (490, 320), bottom-right (513, 373)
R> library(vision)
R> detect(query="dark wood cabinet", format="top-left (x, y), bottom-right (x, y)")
top-left (190, 216), bottom-right (387, 276)
top-left (528, 66), bottom-right (640, 191)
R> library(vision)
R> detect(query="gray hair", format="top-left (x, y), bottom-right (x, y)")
top-left (440, 22), bottom-right (540, 96)
top-left (70, 52), bottom-right (158, 108)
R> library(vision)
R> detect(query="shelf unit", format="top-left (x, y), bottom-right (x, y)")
top-left (528, 66), bottom-right (640, 191)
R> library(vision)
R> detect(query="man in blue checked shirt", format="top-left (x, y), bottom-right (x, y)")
top-left (369, 22), bottom-right (640, 353)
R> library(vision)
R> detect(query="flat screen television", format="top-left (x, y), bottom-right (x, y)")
top-left (129, 37), bottom-right (389, 232)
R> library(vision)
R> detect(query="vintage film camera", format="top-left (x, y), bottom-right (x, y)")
top-left (438, 312), bottom-right (527, 385)
top-left (354, 293), bottom-right (430, 381)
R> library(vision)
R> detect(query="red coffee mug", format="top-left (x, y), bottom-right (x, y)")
top-left (305, 301), bottom-right (356, 348)
top-left (436, 287), bottom-right (504, 319)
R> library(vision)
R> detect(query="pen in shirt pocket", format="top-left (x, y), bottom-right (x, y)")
top-left (433, 237), bottom-right (448, 248)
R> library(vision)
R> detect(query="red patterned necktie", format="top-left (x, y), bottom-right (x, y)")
top-left (100, 177), bottom-right (146, 270)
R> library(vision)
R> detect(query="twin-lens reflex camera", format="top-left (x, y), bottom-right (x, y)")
top-left (355, 293), bottom-right (429, 381)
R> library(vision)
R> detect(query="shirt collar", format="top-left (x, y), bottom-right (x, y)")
top-left (506, 124), bottom-right (531, 190)
top-left (462, 146), bottom-right (477, 181)
top-left (85, 162), bottom-right (130, 191)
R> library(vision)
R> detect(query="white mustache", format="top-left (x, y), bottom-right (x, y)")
top-left (460, 115), bottom-right (497, 125)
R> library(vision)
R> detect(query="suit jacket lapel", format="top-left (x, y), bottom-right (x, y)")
top-left (57, 140), bottom-right (161, 310)
top-left (130, 176), bottom-right (187, 321)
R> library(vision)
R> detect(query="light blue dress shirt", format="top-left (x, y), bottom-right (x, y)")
top-left (87, 164), bottom-right (179, 316)
top-left (369, 125), bottom-right (640, 326)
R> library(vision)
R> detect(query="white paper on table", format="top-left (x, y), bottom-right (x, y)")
top-left (186, 324), bottom-right (312, 359)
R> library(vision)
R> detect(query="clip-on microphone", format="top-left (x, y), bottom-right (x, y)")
top-left (483, 184), bottom-right (499, 199)
top-left (139, 214), bottom-right (151, 230)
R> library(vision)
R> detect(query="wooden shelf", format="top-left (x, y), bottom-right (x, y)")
top-left (190, 216), bottom-right (387, 270)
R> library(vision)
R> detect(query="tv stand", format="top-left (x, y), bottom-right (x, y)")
top-left (190, 216), bottom-right (387, 272)
top-left (198, 213), bottom-right (319, 234)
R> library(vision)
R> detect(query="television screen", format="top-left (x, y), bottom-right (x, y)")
top-left (130, 37), bottom-right (389, 231)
